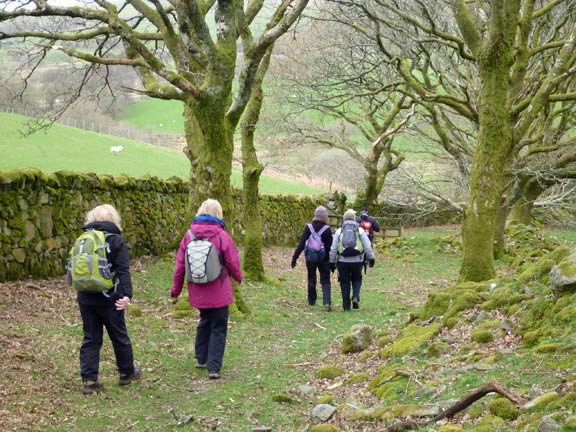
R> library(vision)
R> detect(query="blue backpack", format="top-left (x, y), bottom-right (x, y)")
top-left (304, 224), bottom-right (329, 262)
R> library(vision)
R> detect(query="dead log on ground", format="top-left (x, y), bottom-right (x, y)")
top-left (384, 381), bottom-right (526, 432)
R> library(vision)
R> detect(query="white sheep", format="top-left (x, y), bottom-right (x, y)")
top-left (110, 146), bottom-right (124, 154)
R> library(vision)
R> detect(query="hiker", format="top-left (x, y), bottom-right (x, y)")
top-left (171, 199), bottom-right (242, 380)
top-left (357, 207), bottom-right (380, 245)
top-left (73, 204), bottom-right (141, 395)
top-left (291, 205), bottom-right (333, 311)
top-left (330, 209), bottom-right (375, 311)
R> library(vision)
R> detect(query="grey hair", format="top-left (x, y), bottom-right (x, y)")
top-left (85, 204), bottom-right (122, 229)
top-left (196, 199), bottom-right (223, 220)
top-left (343, 209), bottom-right (356, 221)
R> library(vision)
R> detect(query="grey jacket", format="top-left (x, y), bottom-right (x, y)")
top-left (329, 223), bottom-right (375, 263)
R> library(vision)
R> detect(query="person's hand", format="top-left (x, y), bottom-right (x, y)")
top-left (291, 258), bottom-right (297, 269)
top-left (368, 259), bottom-right (375, 268)
top-left (115, 296), bottom-right (130, 311)
top-left (330, 263), bottom-right (337, 273)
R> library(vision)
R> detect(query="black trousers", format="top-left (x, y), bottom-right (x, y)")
top-left (337, 261), bottom-right (364, 310)
top-left (195, 306), bottom-right (229, 373)
top-left (79, 303), bottom-right (135, 381)
top-left (305, 259), bottom-right (332, 306)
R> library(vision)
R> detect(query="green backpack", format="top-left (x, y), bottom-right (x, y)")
top-left (67, 229), bottom-right (115, 293)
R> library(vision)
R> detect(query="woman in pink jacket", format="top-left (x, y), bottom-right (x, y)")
top-left (171, 199), bottom-right (242, 379)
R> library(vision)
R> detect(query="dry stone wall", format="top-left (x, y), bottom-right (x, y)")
top-left (0, 169), bottom-right (325, 282)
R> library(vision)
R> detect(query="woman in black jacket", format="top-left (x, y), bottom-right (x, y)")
top-left (75, 204), bottom-right (141, 395)
top-left (291, 206), bottom-right (333, 311)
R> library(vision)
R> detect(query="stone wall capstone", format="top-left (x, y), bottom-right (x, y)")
top-left (0, 169), bottom-right (326, 282)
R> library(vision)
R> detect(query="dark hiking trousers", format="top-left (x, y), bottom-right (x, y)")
top-left (305, 259), bottom-right (332, 306)
top-left (79, 303), bottom-right (134, 381)
top-left (337, 261), bottom-right (364, 310)
top-left (195, 306), bottom-right (229, 373)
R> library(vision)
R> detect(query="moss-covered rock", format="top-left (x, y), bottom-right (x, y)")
top-left (316, 365), bottom-right (345, 379)
top-left (550, 253), bottom-right (576, 293)
top-left (438, 425), bottom-right (464, 432)
top-left (126, 304), bottom-right (142, 317)
top-left (427, 341), bottom-right (449, 357)
top-left (380, 323), bottom-right (441, 359)
top-left (316, 395), bottom-right (335, 405)
top-left (478, 414), bottom-right (506, 427)
top-left (521, 392), bottom-right (560, 410)
top-left (309, 425), bottom-right (338, 432)
top-left (533, 342), bottom-right (563, 353)
top-left (488, 397), bottom-right (519, 420)
top-left (346, 373), bottom-right (368, 384)
top-left (471, 329), bottom-right (494, 344)
top-left (271, 393), bottom-right (295, 403)
top-left (341, 324), bottom-right (372, 354)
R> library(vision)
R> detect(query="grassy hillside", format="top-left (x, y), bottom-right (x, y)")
top-left (0, 113), bottom-right (326, 195)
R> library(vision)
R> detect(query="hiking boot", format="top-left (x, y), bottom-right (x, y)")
top-left (82, 379), bottom-right (103, 395)
top-left (352, 299), bottom-right (359, 309)
top-left (323, 304), bottom-right (331, 312)
top-left (208, 371), bottom-right (220, 380)
top-left (118, 365), bottom-right (142, 386)
top-left (195, 362), bottom-right (207, 369)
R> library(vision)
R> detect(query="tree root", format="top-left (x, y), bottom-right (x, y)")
top-left (384, 381), bottom-right (526, 432)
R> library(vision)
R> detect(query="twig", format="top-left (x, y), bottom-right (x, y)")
top-left (314, 322), bottom-right (327, 330)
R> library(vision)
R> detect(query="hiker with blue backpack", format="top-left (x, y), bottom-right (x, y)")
top-left (330, 209), bottom-right (375, 311)
top-left (67, 204), bottom-right (141, 395)
top-left (171, 199), bottom-right (242, 380)
top-left (291, 206), bottom-right (333, 311)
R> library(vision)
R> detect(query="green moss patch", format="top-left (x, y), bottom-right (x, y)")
top-left (380, 323), bottom-right (441, 359)
top-left (316, 365), bottom-right (345, 379)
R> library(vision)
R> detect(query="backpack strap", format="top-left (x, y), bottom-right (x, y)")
top-left (317, 225), bottom-right (329, 236)
top-left (307, 223), bottom-right (316, 234)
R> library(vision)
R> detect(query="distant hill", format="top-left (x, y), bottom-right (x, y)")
top-left (0, 113), bottom-right (326, 195)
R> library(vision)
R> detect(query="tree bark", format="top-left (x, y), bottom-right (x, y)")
top-left (458, 1), bottom-right (520, 282)
top-left (183, 98), bottom-right (235, 225)
top-left (239, 50), bottom-right (272, 281)
top-left (509, 176), bottom-right (544, 225)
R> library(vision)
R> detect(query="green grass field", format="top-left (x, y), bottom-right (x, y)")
top-left (0, 113), bottom-right (326, 195)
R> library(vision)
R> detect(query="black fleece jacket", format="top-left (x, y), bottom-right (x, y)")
top-left (292, 220), bottom-right (333, 264)
top-left (76, 221), bottom-right (133, 306)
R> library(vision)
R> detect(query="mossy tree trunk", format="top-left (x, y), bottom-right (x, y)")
top-left (183, 95), bottom-right (235, 223)
top-left (239, 50), bottom-right (272, 281)
top-left (355, 141), bottom-right (404, 211)
top-left (456, 1), bottom-right (520, 282)
top-left (509, 176), bottom-right (544, 225)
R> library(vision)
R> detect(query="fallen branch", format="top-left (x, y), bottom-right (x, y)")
top-left (385, 382), bottom-right (526, 432)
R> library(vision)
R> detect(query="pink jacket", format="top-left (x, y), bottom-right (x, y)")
top-left (171, 222), bottom-right (242, 309)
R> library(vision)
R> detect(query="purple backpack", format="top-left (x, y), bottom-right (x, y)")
top-left (305, 224), bottom-right (329, 262)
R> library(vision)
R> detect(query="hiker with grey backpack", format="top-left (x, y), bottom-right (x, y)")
top-left (171, 199), bottom-right (242, 380)
top-left (291, 206), bottom-right (333, 311)
top-left (330, 209), bottom-right (375, 311)
top-left (67, 204), bottom-right (141, 395)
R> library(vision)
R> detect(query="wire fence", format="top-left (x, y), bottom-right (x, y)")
top-left (0, 105), bottom-right (182, 148)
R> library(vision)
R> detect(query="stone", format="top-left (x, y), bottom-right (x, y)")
top-left (312, 404), bottom-right (337, 422)
top-left (521, 392), bottom-right (560, 410)
top-left (298, 384), bottom-right (316, 395)
top-left (24, 221), bottom-right (36, 242)
top-left (341, 324), bottom-right (372, 354)
top-left (549, 253), bottom-right (576, 293)
top-left (538, 415), bottom-right (560, 432)
top-left (12, 248), bottom-right (26, 263)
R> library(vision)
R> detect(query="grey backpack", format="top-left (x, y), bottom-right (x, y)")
top-left (185, 230), bottom-right (223, 284)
